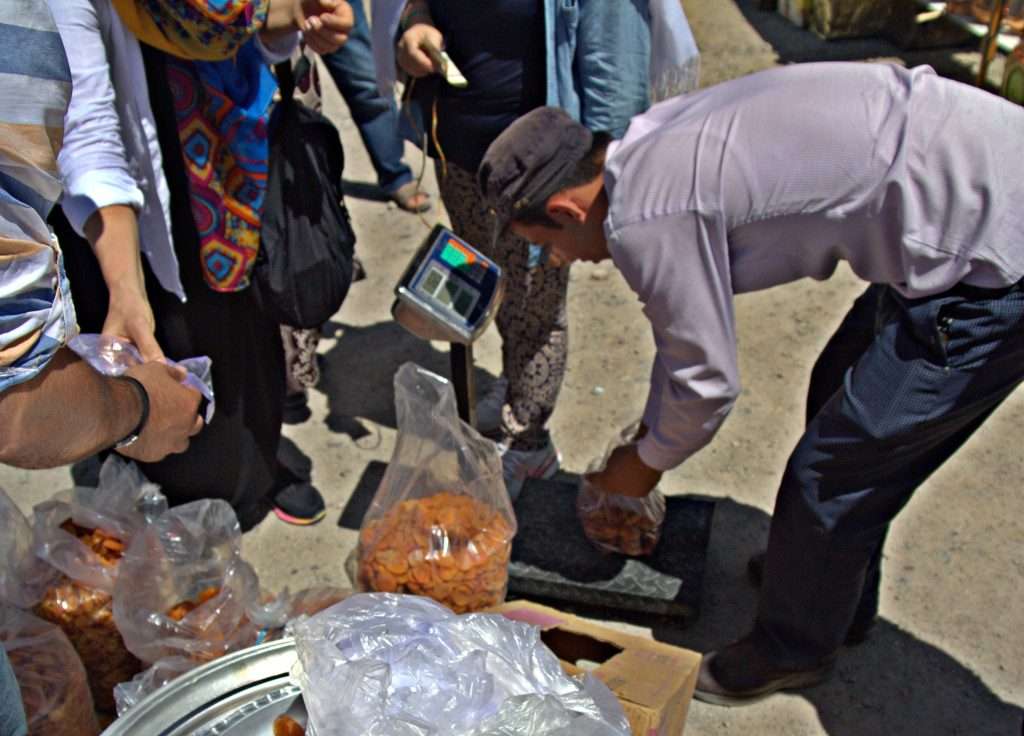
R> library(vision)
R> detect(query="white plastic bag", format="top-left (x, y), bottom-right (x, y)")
top-left (649, 0), bottom-right (701, 102)
top-left (68, 333), bottom-right (216, 422)
top-left (288, 593), bottom-right (631, 736)
top-left (0, 488), bottom-right (56, 609)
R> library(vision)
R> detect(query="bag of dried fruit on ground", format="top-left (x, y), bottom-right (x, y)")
top-left (1, 605), bottom-right (100, 736)
top-left (112, 498), bottom-right (271, 667)
top-left (0, 488), bottom-right (99, 735)
top-left (356, 363), bottom-right (515, 613)
top-left (30, 456), bottom-right (165, 714)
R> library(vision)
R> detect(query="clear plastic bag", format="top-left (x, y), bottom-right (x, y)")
top-left (112, 499), bottom-right (264, 665)
top-left (112, 585), bottom-right (353, 717)
top-left (68, 333), bottom-right (216, 423)
top-left (0, 605), bottom-right (100, 736)
top-left (357, 364), bottom-right (515, 613)
top-left (577, 423), bottom-right (667, 557)
top-left (289, 593), bottom-right (630, 736)
top-left (0, 488), bottom-right (56, 609)
top-left (30, 456), bottom-right (163, 712)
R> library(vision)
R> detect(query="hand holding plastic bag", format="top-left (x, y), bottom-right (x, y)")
top-left (69, 333), bottom-right (216, 423)
top-left (578, 423), bottom-right (666, 556)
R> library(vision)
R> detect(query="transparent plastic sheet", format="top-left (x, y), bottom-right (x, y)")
top-left (0, 488), bottom-right (56, 609)
top-left (356, 364), bottom-right (515, 613)
top-left (112, 586), bottom-right (352, 717)
top-left (289, 593), bottom-right (630, 736)
top-left (68, 333), bottom-right (216, 423)
top-left (577, 423), bottom-right (667, 557)
top-left (112, 655), bottom-right (194, 717)
top-left (112, 499), bottom-right (265, 665)
top-left (0, 605), bottom-right (100, 736)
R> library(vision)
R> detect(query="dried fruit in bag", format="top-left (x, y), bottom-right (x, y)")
top-left (577, 480), bottom-right (666, 557)
top-left (34, 521), bottom-right (141, 713)
top-left (358, 492), bottom-right (513, 613)
top-left (1, 606), bottom-right (100, 736)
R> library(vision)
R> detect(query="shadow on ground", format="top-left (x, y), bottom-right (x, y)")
top-left (653, 496), bottom-right (1023, 735)
top-left (317, 318), bottom-right (498, 437)
top-left (731, 0), bottom-right (981, 84)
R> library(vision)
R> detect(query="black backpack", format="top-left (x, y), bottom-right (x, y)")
top-left (254, 60), bottom-right (356, 328)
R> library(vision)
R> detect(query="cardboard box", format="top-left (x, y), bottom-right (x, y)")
top-left (491, 600), bottom-right (701, 736)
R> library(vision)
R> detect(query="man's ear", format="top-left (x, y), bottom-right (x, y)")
top-left (545, 192), bottom-right (587, 225)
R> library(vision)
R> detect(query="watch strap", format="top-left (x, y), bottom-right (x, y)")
top-left (113, 376), bottom-right (150, 450)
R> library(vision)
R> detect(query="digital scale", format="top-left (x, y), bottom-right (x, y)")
top-left (392, 224), bottom-right (504, 425)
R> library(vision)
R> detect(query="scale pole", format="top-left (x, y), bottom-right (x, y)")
top-left (450, 343), bottom-right (477, 427)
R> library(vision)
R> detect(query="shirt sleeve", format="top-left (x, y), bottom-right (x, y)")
top-left (609, 212), bottom-right (741, 471)
top-left (51, 0), bottom-right (144, 236)
top-left (0, 0), bottom-right (77, 393)
top-left (575, 0), bottom-right (651, 137)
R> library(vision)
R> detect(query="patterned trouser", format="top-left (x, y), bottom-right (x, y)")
top-left (436, 160), bottom-right (569, 451)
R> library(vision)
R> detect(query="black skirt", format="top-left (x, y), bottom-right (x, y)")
top-left (52, 44), bottom-right (285, 513)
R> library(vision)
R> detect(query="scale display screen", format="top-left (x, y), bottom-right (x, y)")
top-left (394, 225), bottom-right (503, 343)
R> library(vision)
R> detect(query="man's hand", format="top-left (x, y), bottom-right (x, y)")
top-left (584, 443), bottom-right (662, 498)
top-left (299, 0), bottom-right (353, 54)
top-left (117, 362), bottom-right (204, 463)
top-left (397, 23), bottom-right (444, 78)
top-left (104, 287), bottom-right (163, 362)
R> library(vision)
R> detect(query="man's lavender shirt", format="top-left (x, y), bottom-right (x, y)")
top-left (602, 62), bottom-right (1024, 471)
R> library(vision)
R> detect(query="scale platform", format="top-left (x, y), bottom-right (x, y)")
top-left (339, 463), bottom-right (714, 627)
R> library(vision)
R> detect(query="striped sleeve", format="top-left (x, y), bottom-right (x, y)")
top-left (0, 0), bottom-right (78, 393)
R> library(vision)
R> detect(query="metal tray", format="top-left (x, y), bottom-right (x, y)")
top-left (101, 638), bottom-right (304, 735)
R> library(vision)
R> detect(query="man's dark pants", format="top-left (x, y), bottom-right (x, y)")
top-left (755, 278), bottom-right (1024, 668)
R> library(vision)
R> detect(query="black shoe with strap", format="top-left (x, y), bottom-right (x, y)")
top-left (747, 551), bottom-right (878, 645)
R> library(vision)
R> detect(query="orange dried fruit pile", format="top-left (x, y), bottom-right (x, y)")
top-left (358, 492), bottom-right (513, 613)
top-left (579, 502), bottom-right (661, 557)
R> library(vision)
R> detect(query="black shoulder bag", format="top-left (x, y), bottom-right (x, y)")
top-left (254, 59), bottom-right (356, 329)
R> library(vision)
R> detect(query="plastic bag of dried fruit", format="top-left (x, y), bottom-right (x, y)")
top-left (0, 487), bottom-right (57, 610)
top-left (1, 604), bottom-right (100, 736)
top-left (577, 422), bottom-right (667, 557)
top-left (30, 456), bottom-right (165, 713)
top-left (113, 499), bottom-right (270, 665)
top-left (356, 363), bottom-right (515, 613)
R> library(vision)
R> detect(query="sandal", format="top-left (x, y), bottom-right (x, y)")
top-left (390, 181), bottom-right (432, 213)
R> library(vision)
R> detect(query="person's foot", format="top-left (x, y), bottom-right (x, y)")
top-left (282, 389), bottom-right (312, 425)
top-left (390, 181), bottom-right (431, 213)
top-left (694, 636), bottom-right (834, 707)
top-left (272, 481), bottom-right (326, 525)
top-left (500, 440), bottom-right (560, 501)
top-left (475, 376), bottom-right (508, 436)
top-left (746, 551), bottom-right (878, 645)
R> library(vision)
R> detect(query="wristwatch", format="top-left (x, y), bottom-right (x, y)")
top-left (113, 376), bottom-right (150, 450)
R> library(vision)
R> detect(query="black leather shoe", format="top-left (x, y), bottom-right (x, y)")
top-left (694, 636), bottom-right (834, 707)
top-left (747, 551), bottom-right (877, 645)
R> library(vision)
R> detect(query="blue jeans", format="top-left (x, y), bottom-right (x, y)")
top-left (320, 0), bottom-right (413, 194)
top-left (755, 279), bottom-right (1024, 667)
